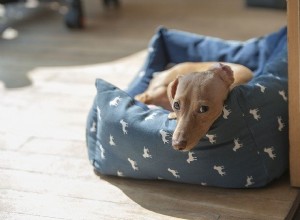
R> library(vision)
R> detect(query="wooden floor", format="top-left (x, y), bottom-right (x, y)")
top-left (1, 0), bottom-right (299, 219)
top-left (0, 0), bottom-right (286, 88)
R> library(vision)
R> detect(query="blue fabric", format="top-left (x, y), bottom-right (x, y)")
top-left (86, 27), bottom-right (288, 188)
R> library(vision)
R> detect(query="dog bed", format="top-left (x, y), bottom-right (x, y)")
top-left (86, 27), bottom-right (288, 188)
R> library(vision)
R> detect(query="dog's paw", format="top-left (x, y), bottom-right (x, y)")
top-left (135, 93), bottom-right (149, 103)
top-left (168, 112), bottom-right (177, 120)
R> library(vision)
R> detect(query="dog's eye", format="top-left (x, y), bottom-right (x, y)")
top-left (199, 105), bottom-right (209, 113)
top-left (173, 101), bottom-right (180, 110)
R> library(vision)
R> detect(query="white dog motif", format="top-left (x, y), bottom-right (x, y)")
top-left (168, 168), bottom-right (180, 178)
top-left (206, 134), bottom-right (217, 144)
top-left (109, 96), bottom-right (122, 107)
top-left (143, 147), bottom-right (152, 159)
top-left (233, 138), bottom-right (243, 152)
top-left (245, 176), bottom-right (255, 187)
top-left (120, 119), bottom-right (128, 134)
top-left (264, 147), bottom-right (276, 160)
top-left (90, 121), bottom-right (96, 133)
top-left (159, 129), bottom-right (170, 144)
top-left (249, 108), bottom-right (261, 121)
top-left (222, 105), bottom-right (231, 119)
top-left (109, 135), bottom-right (116, 146)
top-left (187, 152), bottom-right (197, 164)
top-left (145, 112), bottom-right (158, 121)
top-left (96, 106), bottom-right (102, 120)
top-left (128, 158), bottom-right (139, 171)
top-left (256, 83), bottom-right (266, 93)
top-left (213, 165), bottom-right (226, 176)
top-left (278, 90), bottom-right (287, 101)
top-left (117, 170), bottom-right (124, 177)
top-left (98, 143), bottom-right (105, 159)
top-left (277, 116), bottom-right (285, 131)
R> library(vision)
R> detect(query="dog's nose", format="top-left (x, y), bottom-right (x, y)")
top-left (172, 139), bottom-right (187, 151)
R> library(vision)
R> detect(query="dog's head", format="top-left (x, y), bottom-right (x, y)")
top-left (167, 63), bottom-right (234, 151)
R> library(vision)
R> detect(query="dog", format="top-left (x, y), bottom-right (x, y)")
top-left (135, 62), bottom-right (253, 151)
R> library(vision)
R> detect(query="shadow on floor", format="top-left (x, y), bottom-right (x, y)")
top-left (0, 72), bottom-right (32, 89)
top-left (95, 170), bottom-right (292, 220)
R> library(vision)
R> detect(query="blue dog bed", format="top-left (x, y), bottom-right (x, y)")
top-left (86, 27), bottom-right (288, 188)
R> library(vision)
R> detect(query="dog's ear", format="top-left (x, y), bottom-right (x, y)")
top-left (167, 77), bottom-right (180, 103)
top-left (215, 63), bottom-right (234, 87)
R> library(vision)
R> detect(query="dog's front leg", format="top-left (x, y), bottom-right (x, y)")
top-left (168, 112), bottom-right (177, 120)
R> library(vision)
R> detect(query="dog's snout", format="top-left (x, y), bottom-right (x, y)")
top-left (172, 139), bottom-right (187, 151)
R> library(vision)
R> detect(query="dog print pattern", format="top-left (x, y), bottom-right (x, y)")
top-left (222, 105), bottom-right (231, 119)
top-left (87, 74), bottom-right (288, 188)
top-left (88, 79), bottom-right (288, 188)
top-left (87, 27), bottom-right (288, 188)
top-left (143, 147), bottom-right (152, 159)
top-left (159, 129), bottom-right (170, 144)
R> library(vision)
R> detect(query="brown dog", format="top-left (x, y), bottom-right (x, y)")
top-left (135, 62), bottom-right (253, 151)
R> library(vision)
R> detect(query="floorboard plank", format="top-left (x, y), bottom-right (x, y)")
top-left (0, 150), bottom-right (91, 178)
top-left (0, 212), bottom-right (68, 220)
top-left (19, 137), bottom-right (87, 158)
top-left (0, 189), bottom-right (196, 220)
top-left (0, 166), bottom-right (297, 220)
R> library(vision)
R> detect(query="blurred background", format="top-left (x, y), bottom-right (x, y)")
top-left (0, 0), bottom-right (286, 88)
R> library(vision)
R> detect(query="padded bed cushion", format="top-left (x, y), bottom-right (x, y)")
top-left (86, 27), bottom-right (288, 188)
